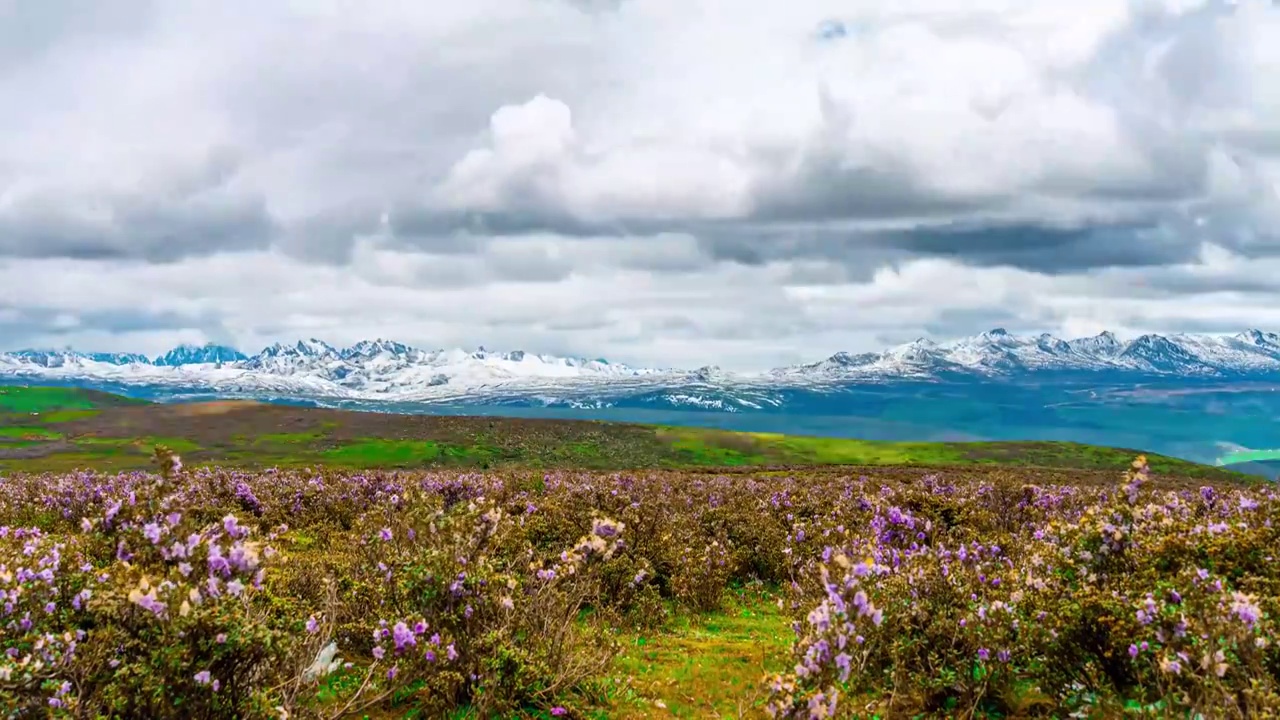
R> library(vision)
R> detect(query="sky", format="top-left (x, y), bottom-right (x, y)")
top-left (2, 0), bottom-right (1280, 371)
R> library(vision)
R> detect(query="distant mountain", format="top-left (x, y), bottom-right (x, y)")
top-left (3, 329), bottom-right (1280, 410)
top-left (1221, 460), bottom-right (1280, 482)
top-left (154, 343), bottom-right (248, 367)
top-left (774, 328), bottom-right (1280, 382)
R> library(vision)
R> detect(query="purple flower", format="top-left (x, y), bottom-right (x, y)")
top-left (222, 514), bottom-right (246, 539)
top-left (1231, 593), bottom-right (1262, 628)
top-left (834, 652), bottom-right (852, 682)
top-left (379, 527), bottom-right (393, 542)
top-left (551, 708), bottom-right (567, 717)
top-left (977, 648), bottom-right (990, 661)
top-left (194, 670), bottom-right (212, 685)
top-left (591, 517), bottom-right (622, 538)
top-left (372, 646), bottom-right (386, 660)
top-left (306, 616), bottom-right (319, 634)
top-left (143, 523), bottom-right (163, 544)
top-left (392, 622), bottom-right (416, 651)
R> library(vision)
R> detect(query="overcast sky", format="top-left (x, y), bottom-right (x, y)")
top-left (2, 0), bottom-right (1280, 371)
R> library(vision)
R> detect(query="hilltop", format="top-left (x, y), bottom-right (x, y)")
top-left (0, 385), bottom-right (1257, 482)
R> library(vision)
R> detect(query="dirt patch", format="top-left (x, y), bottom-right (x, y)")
top-left (166, 400), bottom-right (264, 417)
top-left (47, 402), bottom-right (661, 455)
top-left (0, 439), bottom-right (72, 460)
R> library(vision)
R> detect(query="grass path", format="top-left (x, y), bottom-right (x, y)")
top-left (607, 588), bottom-right (792, 719)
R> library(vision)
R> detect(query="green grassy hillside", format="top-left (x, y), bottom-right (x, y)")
top-left (0, 385), bottom-right (1257, 481)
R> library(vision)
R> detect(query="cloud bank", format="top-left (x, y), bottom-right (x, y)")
top-left (2, 0), bottom-right (1279, 370)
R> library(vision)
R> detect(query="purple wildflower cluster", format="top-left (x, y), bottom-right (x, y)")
top-left (765, 457), bottom-right (1280, 718)
top-left (2, 455), bottom-right (1277, 717)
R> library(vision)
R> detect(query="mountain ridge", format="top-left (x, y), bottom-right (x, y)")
top-left (4, 329), bottom-right (1280, 409)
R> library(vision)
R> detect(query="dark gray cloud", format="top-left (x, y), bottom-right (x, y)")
top-left (0, 192), bottom-right (274, 262)
top-left (0, 148), bottom-right (275, 262)
top-left (388, 208), bottom-right (607, 245)
top-left (877, 222), bottom-right (1202, 273)
top-left (0, 304), bottom-right (230, 351)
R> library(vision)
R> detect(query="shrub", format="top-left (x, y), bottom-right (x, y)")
top-left (764, 457), bottom-right (1280, 719)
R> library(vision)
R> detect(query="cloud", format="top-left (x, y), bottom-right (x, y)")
top-left (1, 239), bottom-right (1279, 371)
top-left (3, 0), bottom-right (1280, 367)
top-left (432, 0), bottom-right (1280, 229)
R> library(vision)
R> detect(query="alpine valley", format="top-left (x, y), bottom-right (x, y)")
top-left (4, 329), bottom-right (1280, 473)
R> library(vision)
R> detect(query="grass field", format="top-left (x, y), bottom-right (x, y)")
top-left (0, 385), bottom-right (1255, 481)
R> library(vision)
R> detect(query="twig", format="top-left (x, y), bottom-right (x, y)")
top-left (326, 663), bottom-right (378, 720)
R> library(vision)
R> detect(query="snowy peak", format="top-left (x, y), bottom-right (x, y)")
top-left (85, 352), bottom-right (151, 365)
top-left (4, 350), bottom-right (83, 368)
top-left (154, 343), bottom-right (248, 366)
top-left (341, 339), bottom-right (417, 360)
top-left (243, 339), bottom-right (346, 376)
top-left (4, 330), bottom-right (1280, 407)
top-left (1067, 331), bottom-right (1123, 356)
top-left (788, 328), bottom-right (1280, 379)
top-left (1035, 334), bottom-right (1071, 354)
top-left (1237, 329), bottom-right (1280, 348)
top-left (1119, 334), bottom-right (1203, 373)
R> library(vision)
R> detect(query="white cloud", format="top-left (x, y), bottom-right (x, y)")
top-left (432, 0), bottom-right (1280, 227)
top-left (4, 238), bottom-right (1280, 370)
top-left (3, 0), bottom-right (1280, 365)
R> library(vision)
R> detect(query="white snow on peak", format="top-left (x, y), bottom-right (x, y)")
top-left (3, 329), bottom-right (1280, 404)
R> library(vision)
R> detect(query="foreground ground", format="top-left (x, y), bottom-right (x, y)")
top-left (1, 449), bottom-right (1277, 718)
top-left (0, 385), bottom-right (1253, 481)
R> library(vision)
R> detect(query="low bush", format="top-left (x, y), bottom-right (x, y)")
top-left (0, 449), bottom-right (1275, 717)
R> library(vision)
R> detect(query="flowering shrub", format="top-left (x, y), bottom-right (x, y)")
top-left (1, 449), bottom-right (1275, 717)
top-left (0, 453), bottom-right (637, 717)
top-left (765, 458), bottom-right (1280, 718)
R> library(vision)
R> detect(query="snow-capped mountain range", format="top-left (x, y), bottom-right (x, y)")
top-left (3, 329), bottom-right (1280, 410)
